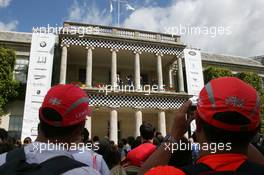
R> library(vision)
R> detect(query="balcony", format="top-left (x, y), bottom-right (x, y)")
top-left (58, 22), bottom-right (186, 97)
top-left (62, 45), bottom-right (186, 96)
top-left (63, 21), bottom-right (181, 45)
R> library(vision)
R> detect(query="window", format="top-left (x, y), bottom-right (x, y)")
top-left (14, 58), bottom-right (28, 83)
top-left (8, 115), bottom-right (23, 138)
top-left (79, 69), bottom-right (86, 84)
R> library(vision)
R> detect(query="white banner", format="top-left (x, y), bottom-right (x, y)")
top-left (21, 33), bottom-right (56, 140)
top-left (184, 49), bottom-right (204, 96)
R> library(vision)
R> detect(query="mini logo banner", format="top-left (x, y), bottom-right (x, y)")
top-left (184, 49), bottom-right (204, 96)
top-left (21, 33), bottom-right (56, 140)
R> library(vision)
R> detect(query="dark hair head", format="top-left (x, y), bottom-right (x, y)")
top-left (121, 138), bottom-right (127, 145)
top-left (93, 136), bottom-right (100, 142)
top-left (153, 137), bottom-right (160, 146)
top-left (103, 144), bottom-right (120, 169)
top-left (140, 122), bottom-right (155, 140)
top-left (127, 136), bottom-right (135, 146)
top-left (39, 108), bottom-right (85, 139)
top-left (96, 138), bottom-right (110, 155)
top-left (155, 132), bottom-right (162, 137)
top-left (15, 139), bottom-right (22, 148)
top-left (198, 111), bottom-right (258, 151)
top-left (0, 128), bottom-right (8, 141)
top-left (109, 140), bottom-right (115, 145)
top-left (0, 136), bottom-right (15, 154)
top-left (39, 120), bottom-right (84, 139)
top-left (118, 140), bottom-right (124, 148)
top-left (23, 137), bottom-right (32, 144)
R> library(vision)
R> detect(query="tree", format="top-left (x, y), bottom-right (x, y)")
top-left (203, 66), bottom-right (233, 84)
top-left (0, 47), bottom-right (20, 116)
top-left (235, 72), bottom-right (262, 92)
top-left (235, 72), bottom-right (264, 132)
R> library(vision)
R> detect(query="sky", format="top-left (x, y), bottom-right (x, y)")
top-left (0, 0), bottom-right (263, 57)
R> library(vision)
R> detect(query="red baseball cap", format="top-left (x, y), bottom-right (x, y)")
top-left (144, 166), bottom-right (185, 175)
top-left (197, 77), bottom-right (260, 132)
top-left (39, 84), bottom-right (91, 127)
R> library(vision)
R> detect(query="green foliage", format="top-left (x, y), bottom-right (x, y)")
top-left (0, 47), bottom-right (20, 116)
top-left (235, 72), bottom-right (262, 92)
top-left (203, 66), bottom-right (264, 133)
top-left (236, 72), bottom-right (264, 133)
top-left (203, 66), bottom-right (233, 84)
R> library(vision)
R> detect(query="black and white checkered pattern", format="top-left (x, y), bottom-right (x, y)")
top-left (61, 37), bottom-right (182, 56)
top-left (89, 94), bottom-right (187, 109)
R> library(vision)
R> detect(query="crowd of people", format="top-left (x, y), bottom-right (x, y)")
top-left (0, 129), bottom-right (32, 153)
top-left (0, 77), bottom-right (264, 174)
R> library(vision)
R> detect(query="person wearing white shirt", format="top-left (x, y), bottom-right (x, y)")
top-left (0, 84), bottom-right (102, 174)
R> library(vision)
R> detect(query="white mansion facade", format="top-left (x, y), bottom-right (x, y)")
top-left (0, 22), bottom-right (264, 143)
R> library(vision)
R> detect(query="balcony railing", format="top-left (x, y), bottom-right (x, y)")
top-left (69, 81), bottom-right (187, 97)
top-left (63, 22), bottom-right (181, 44)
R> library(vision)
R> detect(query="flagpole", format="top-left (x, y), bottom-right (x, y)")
top-left (112, 0), bottom-right (134, 27)
top-left (117, 0), bottom-right (120, 27)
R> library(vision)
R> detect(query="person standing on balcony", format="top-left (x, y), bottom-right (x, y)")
top-left (126, 75), bottom-right (133, 87)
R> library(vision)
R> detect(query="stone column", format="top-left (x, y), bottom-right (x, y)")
top-left (86, 46), bottom-right (94, 87)
top-left (177, 56), bottom-right (184, 92)
top-left (168, 68), bottom-right (174, 89)
top-left (134, 110), bottom-right (142, 137)
top-left (111, 48), bottom-right (118, 89)
top-left (85, 116), bottom-right (92, 139)
top-left (156, 53), bottom-right (164, 91)
top-left (60, 45), bottom-right (69, 84)
top-left (158, 111), bottom-right (166, 136)
top-left (109, 108), bottom-right (118, 144)
top-left (134, 51), bottom-right (141, 90)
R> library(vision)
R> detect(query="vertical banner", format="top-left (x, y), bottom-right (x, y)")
top-left (184, 49), bottom-right (204, 135)
top-left (184, 49), bottom-right (204, 96)
top-left (21, 33), bottom-right (56, 140)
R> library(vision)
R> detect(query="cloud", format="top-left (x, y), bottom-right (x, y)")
top-left (67, 0), bottom-right (112, 26)
top-left (0, 0), bottom-right (11, 8)
top-left (0, 0), bottom-right (17, 31)
top-left (124, 0), bottom-right (264, 57)
top-left (0, 20), bottom-right (18, 31)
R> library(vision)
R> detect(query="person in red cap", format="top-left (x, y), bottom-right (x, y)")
top-left (123, 122), bottom-right (157, 167)
top-left (139, 77), bottom-right (264, 175)
top-left (0, 84), bottom-right (100, 174)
